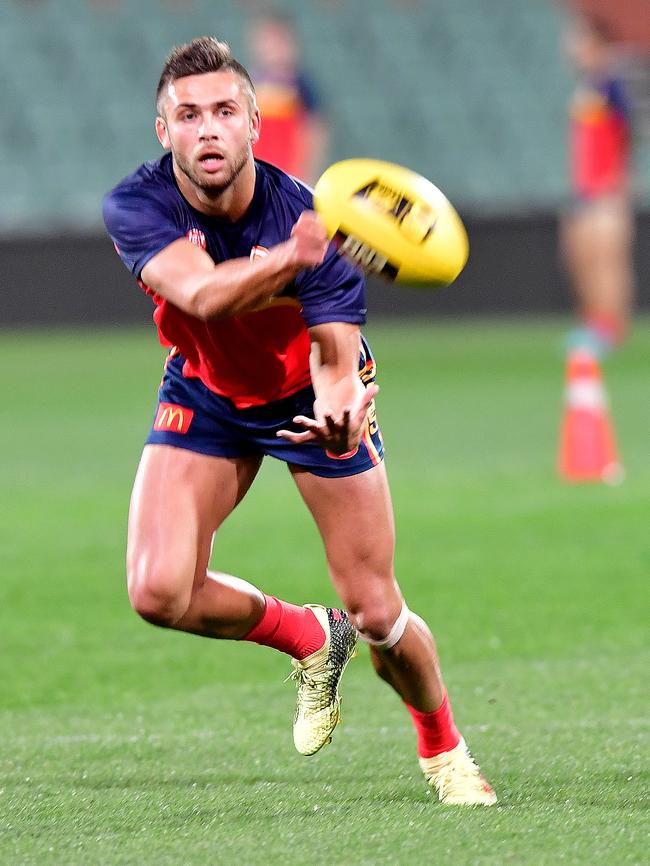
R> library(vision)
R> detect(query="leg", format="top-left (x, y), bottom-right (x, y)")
top-left (585, 197), bottom-right (634, 329)
top-left (561, 196), bottom-right (635, 355)
top-left (291, 461), bottom-right (444, 710)
top-left (128, 444), bottom-right (354, 756)
top-left (129, 445), bottom-right (325, 645)
top-left (127, 444), bottom-right (265, 637)
top-left (292, 461), bottom-right (496, 804)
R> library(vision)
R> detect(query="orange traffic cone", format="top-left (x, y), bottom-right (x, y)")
top-left (558, 350), bottom-right (623, 483)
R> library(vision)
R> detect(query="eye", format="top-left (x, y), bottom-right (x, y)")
top-left (219, 107), bottom-right (234, 117)
top-left (181, 111), bottom-right (196, 121)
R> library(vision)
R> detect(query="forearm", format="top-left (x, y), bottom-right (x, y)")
top-left (140, 211), bottom-right (327, 322)
top-left (310, 342), bottom-right (366, 455)
top-left (277, 323), bottom-right (377, 455)
top-left (192, 243), bottom-right (300, 320)
top-left (311, 357), bottom-right (365, 418)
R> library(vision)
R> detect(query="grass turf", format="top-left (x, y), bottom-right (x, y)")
top-left (1, 318), bottom-right (647, 865)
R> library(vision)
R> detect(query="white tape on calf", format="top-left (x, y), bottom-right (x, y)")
top-left (358, 602), bottom-right (410, 650)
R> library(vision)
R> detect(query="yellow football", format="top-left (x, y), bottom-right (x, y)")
top-left (313, 158), bottom-right (468, 286)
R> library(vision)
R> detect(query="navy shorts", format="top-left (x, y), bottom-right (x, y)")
top-left (145, 344), bottom-right (384, 479)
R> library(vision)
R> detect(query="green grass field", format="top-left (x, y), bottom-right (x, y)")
top-left (1, 319), bottom-right (648, 866)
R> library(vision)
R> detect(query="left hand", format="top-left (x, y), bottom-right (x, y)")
top-left (277, 383), bottom-right (379, 456)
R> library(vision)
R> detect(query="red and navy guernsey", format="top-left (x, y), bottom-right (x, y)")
top-left (103, 154), bottom-right (366, 408)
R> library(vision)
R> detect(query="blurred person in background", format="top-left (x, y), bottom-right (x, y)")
top-left (557, 12), bottom-right (635, 482)
top-left (561, 11), bottom-right (635, 359)
top-left (247, 10), bottom-right (329, 184)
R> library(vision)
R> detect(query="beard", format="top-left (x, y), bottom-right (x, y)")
top-left (174, 141), bottom-right (250, 198)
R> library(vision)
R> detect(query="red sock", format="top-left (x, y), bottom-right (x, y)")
top-left (406, 692), bottom-right (461, 758)
top-left (586, 312), bottom-right (627, 348)
top-left (242, 595), bottom-right (326, 660)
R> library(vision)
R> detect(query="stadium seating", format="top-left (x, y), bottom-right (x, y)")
top-left (1, 0), bottom-right (647, 232)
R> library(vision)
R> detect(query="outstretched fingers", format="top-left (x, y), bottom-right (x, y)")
top-left (276, 383), bottom-right (379, 449)
top-left (325, 413), bottom-right (341, 435)
top-left (292, 414), bottom-right (322, 431)
top-left (276, 427), bottom-right (317, 444)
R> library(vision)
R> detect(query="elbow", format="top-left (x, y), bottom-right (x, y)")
top-left (191, 299), bottom-right (220, 322)
top-left (192, 292), bottom-right (258, 322)
top-left (185, 272), bottom-right (263, 321)
top-left (188, 287), bottom-right (231, 322)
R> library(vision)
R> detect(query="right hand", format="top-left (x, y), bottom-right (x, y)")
top-left (286, 211), bottom-right (329, 270)
top-left (277, 382), bottom-right (379, 456)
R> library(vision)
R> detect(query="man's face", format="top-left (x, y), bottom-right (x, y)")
top-left (565, 20), bottom-right (608, 73)
top-left (156, 70), bottom-right (260, 196)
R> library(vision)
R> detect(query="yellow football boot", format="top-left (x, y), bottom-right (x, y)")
top-left (289, 605), bottom-right (358, 756)
top-left (419, 738), bottom-right (497, 805)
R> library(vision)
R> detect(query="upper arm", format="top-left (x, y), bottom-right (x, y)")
top-left (298, 73), bottom-right (321, 115)
top-left (103, 184), bottom-right (186, 279)
top-left (606, 78), bottom-right (631, 122)
top-left (103, 182), bottom-right (216, 315)
top-left (140, 239), bottom-right (216, 312)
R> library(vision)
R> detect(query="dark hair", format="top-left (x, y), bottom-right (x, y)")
top-left (585, 13), bottom-right (618, 45)
top-left (156, 36), bottom-right (256, 115)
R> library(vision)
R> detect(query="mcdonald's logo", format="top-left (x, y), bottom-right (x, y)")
top-left (154, 402), bottom-right (194, 434)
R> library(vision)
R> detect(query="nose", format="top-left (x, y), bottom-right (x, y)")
top-left (198, 112), bottom-right (219, 139)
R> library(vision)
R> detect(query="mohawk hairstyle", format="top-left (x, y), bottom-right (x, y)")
top-left (156, 36), bottom-right (256, 115)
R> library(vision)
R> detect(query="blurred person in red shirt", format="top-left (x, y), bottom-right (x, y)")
top-left (561, 12), bottom-right (635, 358)
top-left (248, 11), bottom-right (329, 184)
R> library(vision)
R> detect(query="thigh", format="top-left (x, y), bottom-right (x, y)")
top-left (561, 207), bottom-right (595, 287)
top-left (291, 461), bottom-right (398, 611)
top-left (590, 200), bottom-right (635, 303)
top-left (128, 445), bottom-right (262, 598)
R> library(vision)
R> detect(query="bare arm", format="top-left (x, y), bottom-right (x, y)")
top-left (140, 211), bottom-right (328, 321)
top-left (277, 322), bottom-right (379, 456)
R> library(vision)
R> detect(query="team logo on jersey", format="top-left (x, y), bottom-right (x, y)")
top-left (186, 229), bottom-right (207, 249)
top-left (250, 245), bottom-right (270, 261)
top-left (154, 402), bottom-right (194, 434)
top-left (248, 244), bottom-right (302, 311)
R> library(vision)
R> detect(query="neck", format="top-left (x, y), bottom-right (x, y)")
top-left (173, 157), bottom-right (256, 221)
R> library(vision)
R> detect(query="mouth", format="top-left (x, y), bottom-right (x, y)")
top-left (197, 150), bottom-right (226, 173)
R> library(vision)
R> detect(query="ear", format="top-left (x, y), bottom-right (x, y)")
top-left (250, 107), bottom-right (261, 145)
top-left (156, 116), bottom-right (171, 150)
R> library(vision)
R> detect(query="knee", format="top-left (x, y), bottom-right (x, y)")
top-left (127, 560), bottom-right (190, 627)
top-left (347, 598), bottom-right (405, 645)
